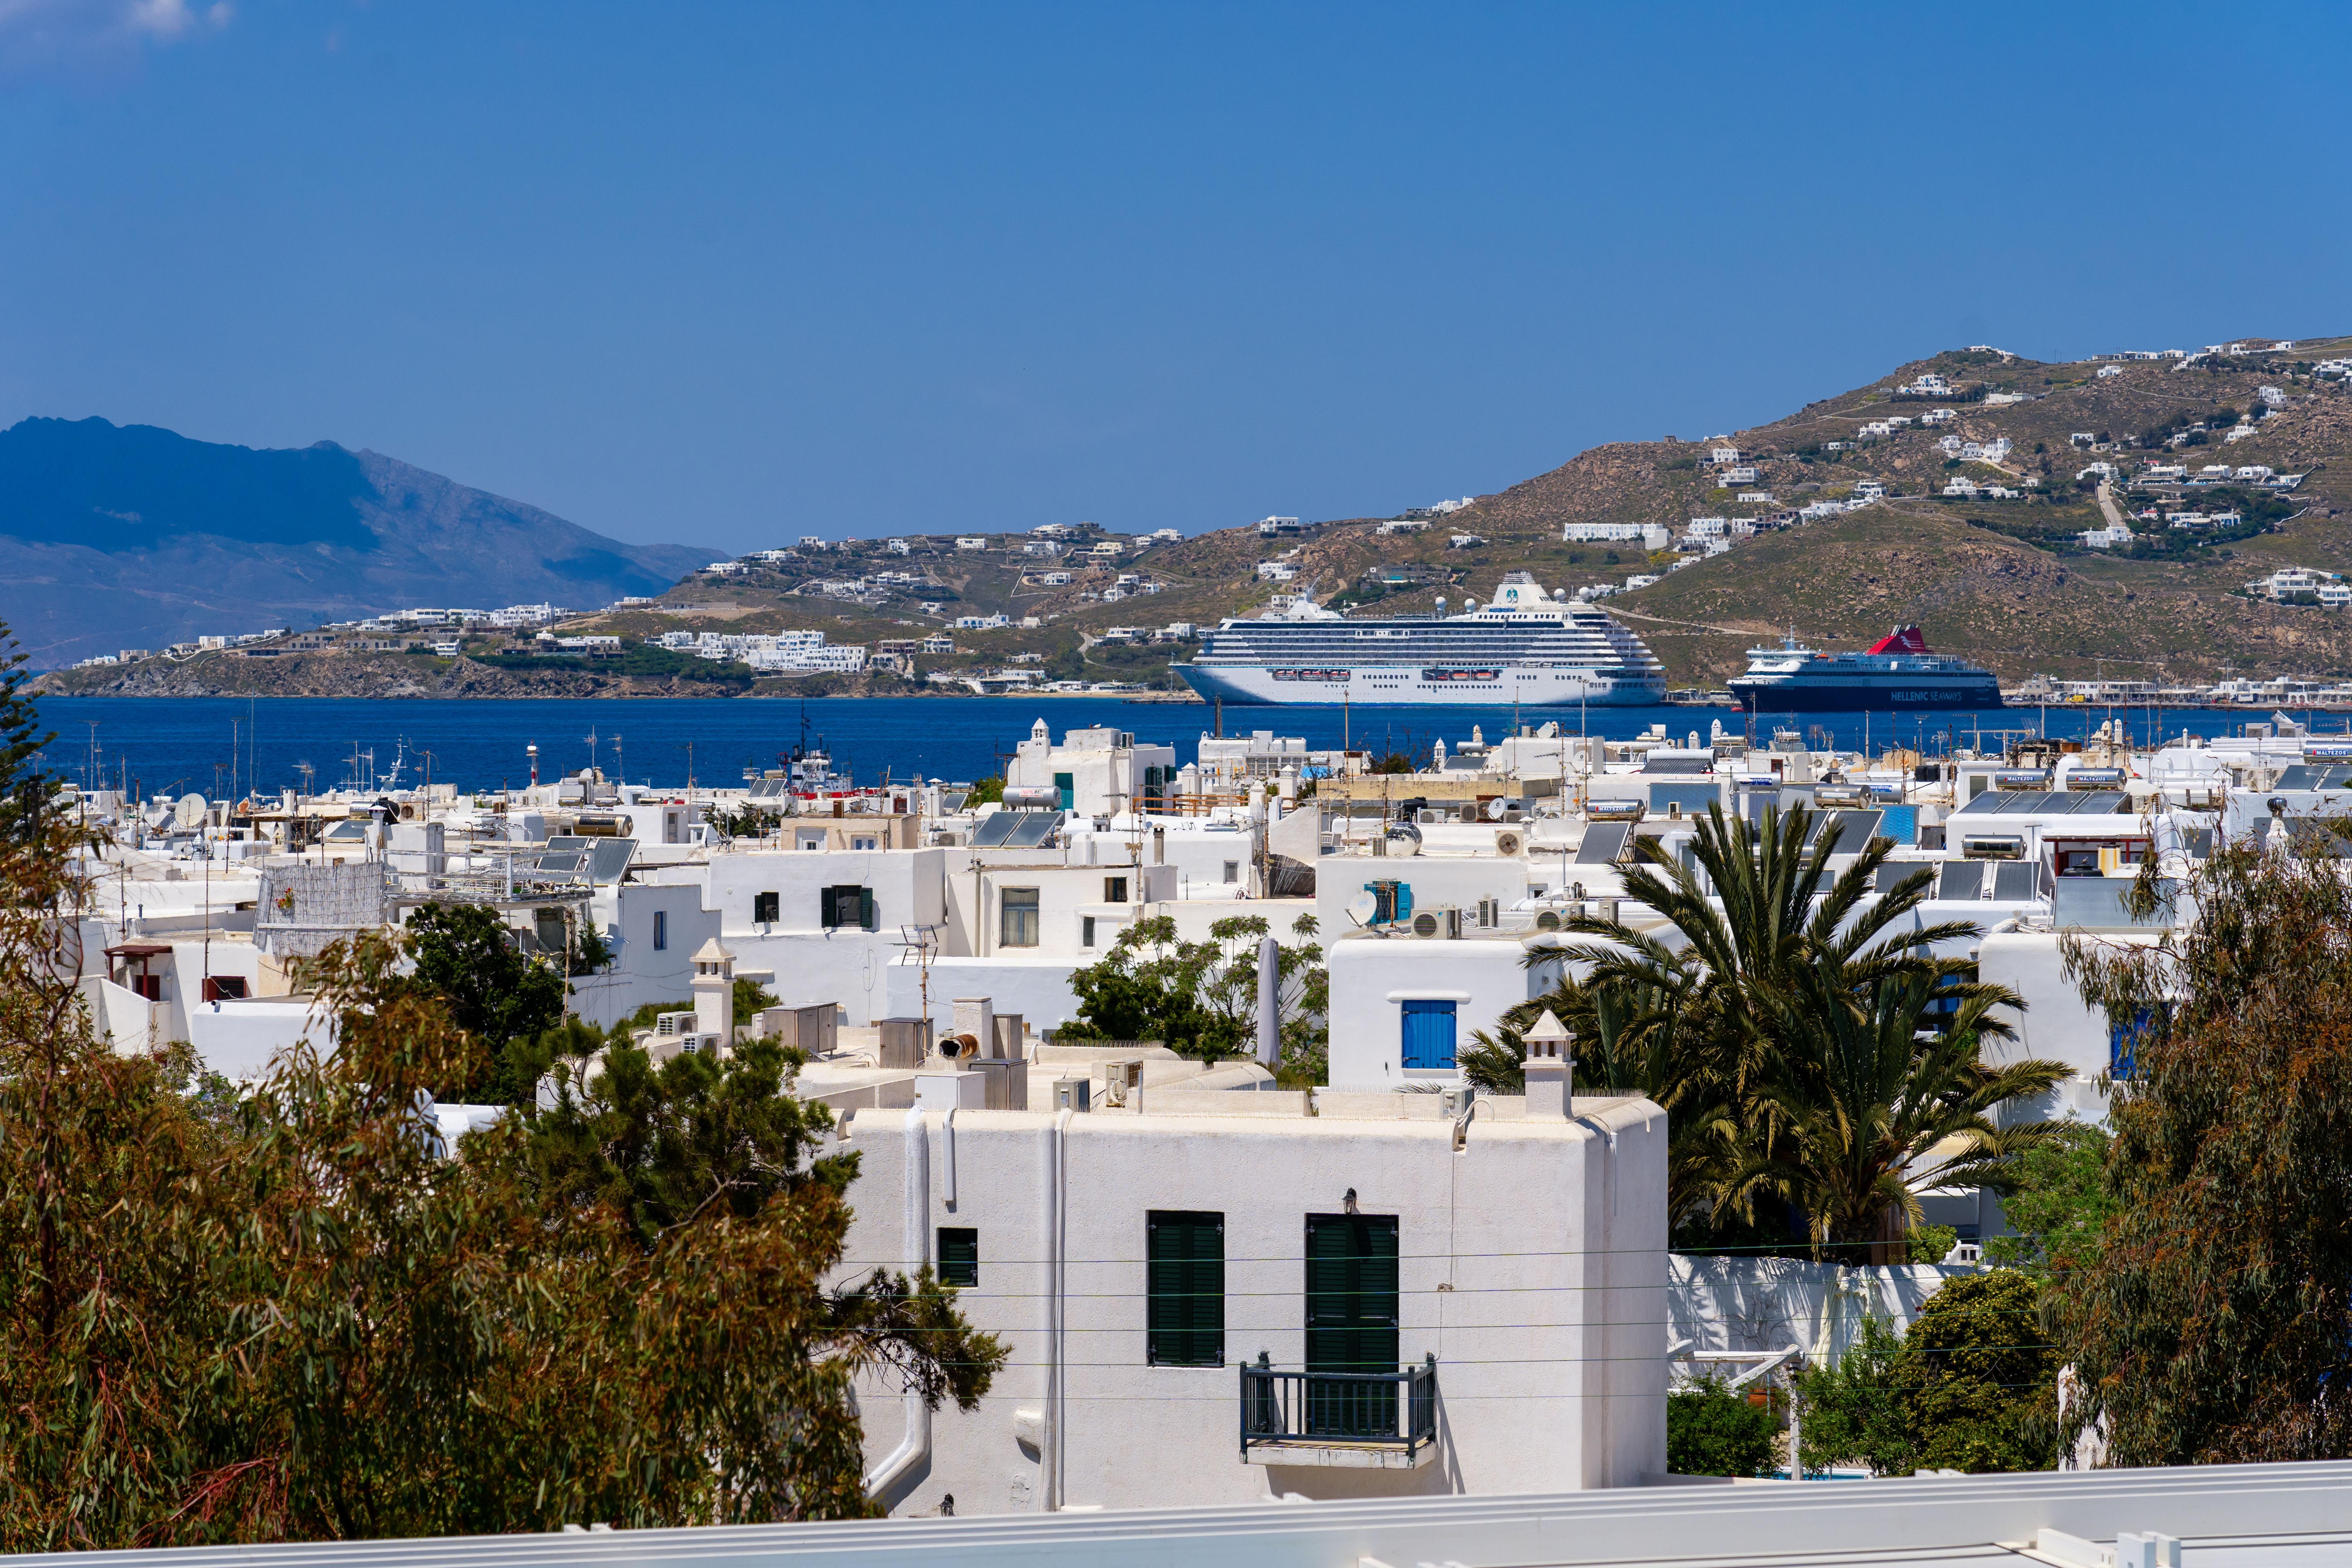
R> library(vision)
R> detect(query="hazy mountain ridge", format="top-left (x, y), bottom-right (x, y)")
top-left (0, 418), bottom-right (715, 667)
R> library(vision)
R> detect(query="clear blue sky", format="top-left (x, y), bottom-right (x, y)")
top-left (4, 2), bottom-right (2348, 554)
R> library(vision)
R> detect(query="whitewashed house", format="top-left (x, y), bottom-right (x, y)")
top-left (837, 1079), bottom-right (1668, 1515)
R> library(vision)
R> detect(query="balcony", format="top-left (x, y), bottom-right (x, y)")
top-left (1238, 1358), bottom-right (1438, 1469)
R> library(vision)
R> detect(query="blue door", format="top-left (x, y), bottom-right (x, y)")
top-left (1400, 1000), bottom-right (1456, 1070)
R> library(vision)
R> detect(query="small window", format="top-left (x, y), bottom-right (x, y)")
top-left (1400, 999), bottom-right (1457, 1070)
top-left (822, 885), bottom-right (876, 930)
top-left (1104, 875), bottom-right (1129, 903)
top-left (1147, 1210), bottom-right (1225, 1366)
top-left (201, 975), bottom-right (248, 1002)
top-left (752, 890), bottom-right (780, 924)
top-left (1222, 860), bottom-right (1240, 883)
top-left (938, 1227), bottom-right (979, 1288)
top-left (852, 835), bottom-right (878, 852)
top-left (1081, 915), bottom-right (1096, 947)
top-left (652, 910), bottom-right (668, 951)
top-left (1001, 887), bottom-right (1040, 947)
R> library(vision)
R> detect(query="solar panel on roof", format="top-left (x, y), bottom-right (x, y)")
top-left (1992, 862), bottom-right (2040, 901)
top-left (748, 778), bottom-right (789, 800)
top-left (2277, 766), bottom-right (2324, 790)
top-left (1809, 809), bottom-right (1884, 854)
top-left (1874, 862), bottom-right (1933, 894)
top-left (588, 838), bottom-right (635, 883)
top-left (1575, 822), bottom-right (1630, 864)
top-left (1995, 791), bottom-right (2055, 814)
top-left (534, 852), bottom-right (584, 875)
top-left (1004, 811), bottom-right (1061, 848)
top-left (1953, 791), bottom-right (2011, 816)
top-left (1936, 861), bottom-right (1984, 900)
top-left (970, 812), bottom-right (1020, 847)
top-left (2069, 791), bottom-right (2129, 814)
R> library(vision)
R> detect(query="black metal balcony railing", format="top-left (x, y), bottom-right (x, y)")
top-left (1238, 1360), bottom-right (1437, 1461)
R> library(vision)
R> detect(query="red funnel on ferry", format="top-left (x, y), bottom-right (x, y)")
top-left (1865, 625), bottom-right (1929, 656)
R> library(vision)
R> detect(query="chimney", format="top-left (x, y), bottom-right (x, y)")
top-left (1522, 1008), bottom-right (1575, 1120)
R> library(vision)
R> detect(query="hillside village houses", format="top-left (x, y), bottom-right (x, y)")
top-left (62, 699), bottom-right (2352, 1513)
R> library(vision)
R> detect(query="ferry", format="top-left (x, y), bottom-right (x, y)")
top-left (1728, 626), bottom-right (2001, 712)
top-left (1173, 573), bottom-right (1666, 707)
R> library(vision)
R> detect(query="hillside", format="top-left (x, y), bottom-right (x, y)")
top-left (31, 333), bottom-right (2352, 698)
top-left (0, 418), bottom-right (715, 668)
top-left (554, 334), bottom-right (2352, 692)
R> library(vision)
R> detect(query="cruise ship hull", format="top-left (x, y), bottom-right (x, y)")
top-left (1727, 672), bottom-right (2003, 711)
top-left (1176, 662), bottom-right (1665, 707)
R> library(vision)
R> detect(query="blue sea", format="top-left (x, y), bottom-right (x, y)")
top-left (27, 694), bottom-right (2320, 799)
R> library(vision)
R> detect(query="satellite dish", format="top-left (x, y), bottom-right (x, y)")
top-left (174, 793), bottom-right (207, 830)
top-left (1345, 893), bottom-right (1378, 927)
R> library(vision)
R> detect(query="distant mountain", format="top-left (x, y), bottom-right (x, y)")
top-left (0, 417), bottom-right (716, 668)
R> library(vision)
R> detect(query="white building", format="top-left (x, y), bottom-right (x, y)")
top-left (1004, 719), bottom-right (1179, 818)
top-left (838, 1082), bottom-right (1667, 1515)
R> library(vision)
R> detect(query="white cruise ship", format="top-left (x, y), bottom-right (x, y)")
top-left (1174, 574), bottom-right (1667, 707)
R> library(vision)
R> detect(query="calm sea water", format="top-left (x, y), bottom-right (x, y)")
top-left (28, 694), bottom-right (2320, 799)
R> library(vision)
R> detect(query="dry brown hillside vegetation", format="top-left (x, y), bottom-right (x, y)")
top-left (46, 335), bottom-right (2350, 699)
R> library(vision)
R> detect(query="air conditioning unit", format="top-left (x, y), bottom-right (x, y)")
top-left (1408, 906), bottom-right (1461, 939)
top-left (1474, 897), bottom-right (1500, 929)
top-left (1534, 909), bottom-right (1563, 932)
top-left (654, 1010), bottom-right (696, 1036)
top-left (1494, 829), bottom-right (1526, 857)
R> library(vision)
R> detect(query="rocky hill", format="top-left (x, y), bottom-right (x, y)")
top-left (33, 333), bottom-right (2352, 698)
top-left (0, 418), bottom-right (716, 669)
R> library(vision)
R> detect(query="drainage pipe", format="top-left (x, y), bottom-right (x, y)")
top-left (863, 1106), bottom-right (931, 1498)
top-left (1040, 1106), bottom-right (1073, 1509)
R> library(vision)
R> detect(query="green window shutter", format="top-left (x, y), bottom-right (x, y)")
top-left (1054, 771), bottom-right (1075, 810)
top-left (1305, 1214), bottom-right (1399, 1374)
top-left (937, 1227), bottom-right (979, 1289)
top-left (860, 887), bottom-right (877, 931)
top-left (1147, 1210), bottom-right (1224, 1367)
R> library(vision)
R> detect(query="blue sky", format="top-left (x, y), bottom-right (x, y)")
top-left (3, 2), bottom-right (2348, 553)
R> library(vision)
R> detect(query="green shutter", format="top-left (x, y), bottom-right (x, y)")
top-left (860, 886), bottom-right (877, 931)
top-left (1147, 1210), bottom-right (1224, 1367)
top-left (1305, 1214), bottom-right (1399, 1374)
top-left (937, 1227), bottom-right (979, 1288)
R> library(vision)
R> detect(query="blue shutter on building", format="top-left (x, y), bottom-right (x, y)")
top-left (2109, 1005), bottom-right (2160, 1080)
top-left (1399, 999), bottom-right (1457, 1070)
top-left (1054, 771), bottom-right (1075, 810)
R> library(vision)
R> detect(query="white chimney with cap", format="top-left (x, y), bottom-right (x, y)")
top-left (691, 937), bottom-right (737, 1043)
top-left (1522, 1008), bottom-right (1575, 1119)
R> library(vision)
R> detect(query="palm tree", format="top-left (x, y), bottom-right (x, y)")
top-left (1740, 962), bottom-right (2068, 1261)
top-left (1519, 802), bottom-right (2040, 1243)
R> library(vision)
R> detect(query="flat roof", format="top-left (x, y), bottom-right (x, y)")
top-left (28, 1460), bottom-right (2352, 1568)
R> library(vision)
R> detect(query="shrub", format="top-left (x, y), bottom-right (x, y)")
top-left (1668, 1377), bottom-right (1778, 1477)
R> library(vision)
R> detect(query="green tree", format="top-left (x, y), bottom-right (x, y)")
top-left (2055, 837), bottom-right (2352, 1463)
top-left (1796, 1313), bottom-right (1912, 1475)
top-left (1506, 803), bottom-right (2051, 1250)
top-left (1739, 965), bottom-right (2065, 1258)
top-left (735, 972), bottom-right (780, 1024)
top-left (1667, 1378), bottom-right (1779, 1477)
top-left (1799, 1273), bottom-right (2058, 1475)
top-left (404, 901), bottom-right (567, 1049)
top-left (0, 923), bottom-right (1002, 1544)
top-left (1058, 913), bottom-right (1325, 1075)
top-left (1981, 1121), bottom-right (2114, 1271)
